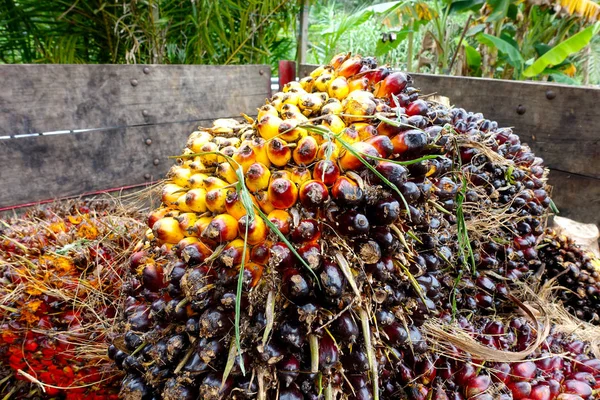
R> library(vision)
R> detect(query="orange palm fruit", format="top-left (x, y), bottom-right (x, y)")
top-left (268, 178), bottom-right (298, 209)
top-left (267, 210), bottom-right (292, 235)
top-left (202, 214), bottom-right (238, 243)
top-left (293, 136), bottom-right (318, 166)
top-left (238, 215), bottom-right (268, 245)
top-left (289, 166), bottom-right (312, 186)
top-left (338, 142), bottom-right (380, 171)
top-left (267, 138), bottom-right (292, 167)
top-left (216, 162), bottom-right (239, 184)
top-left (245, 163), bottom-right (271, 193)
top-left (205, 188), bottom-right (228, 214)
top-left (255, 190), bottom-right (275, 214)
top-left (152, 217), bottom-right (185, 244)
top-left (232, 144), bottom-right (257, 173)
top-left (257, 114), bottom-right (284, 140)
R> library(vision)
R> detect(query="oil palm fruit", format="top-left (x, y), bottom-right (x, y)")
top-left (112, 53), bottom-right (591, 400)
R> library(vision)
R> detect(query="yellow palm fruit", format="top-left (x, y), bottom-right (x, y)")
top-left (175, 193), bottom-right (192, 212)
top-left (299, 92), bottom-right (328, 116)
top-left (293, 135), bottom-right (318, 166)
top-left (322, 98), bottom-right (343, 115)
top-left (225, 190), bottom-right (258, 221)
top-left (202, 214), bottom-right (238, 243)
top-left (283, 81), bottom-right (303, 93)
top-left (336, 126), bottom-right (360, 145)
top-left (202, 176), bottom-right (229, 191)
top-left (152, 217), bottom-right (185, 244)
top-left (167, 166), bottom-right (193, 187)
top-left (187, 173), bottom-right (208, 188)
top-left (216, 162), bottom-right (239, 184)
top-left (342, 90), bottom-right (376, 123)
top-left (188, 131), bottom-right (213, 153)
top-left (322, 114), bottom-right (346, 134)
top-left (328, 76), bottom-right (350, 100)
top-left (255, 191), bottom-right (275, 214)
top-left (348, 76), bottom-right (369, 93)
top-left (220, 145), bottom-right (238, 160)
top-left (267, 209), bottom-right (292, 235)
top-left (198, 142), bottom-right (219, 167)
top-left (211, 118), bottom-right (240, 134)
top-left (317, 141), bottom-right (341, 161)
top-left (162, 183), bottom-right (186, 206)
top-left (257, 104), bottom-right (279, 120)
top-left (257, 114), bottom-right (284, 140)
top-left (314, 73), bottom-right (334, 93)
top-left (238, 215), bottom-right (268, 245)
top-left (271, 170), bottom-right (292, 182)
top-left (189, 156), bottom-right (205, 171)
top-left (185, 188), bottom-right (208, 213)
top-left (267, 137), bottom-right (292, 167)
top-left (281, 103), bottom-right (302, 115)
top-left (299, 76), bottom-right (315, 92)
top-left (177, 213), bottom-right (198, 235)
top-left (213, 136), bottom-right (240, 149)
top-left (330, 53), bottom-right (349, 69)
top-left (289, 166), bottom-right (312, 186)
top-left (282, 91), bottom-right (304, 107)
top-left (277, 120), bottom-right (304, 143)
top-left (245, 162), bottom-right (271, 193)
top-left (191, 215), bottom-right (213, 237)
top-left (309, 65), bottom-right (326, 79)
top-left (248, 137), bottom-right (271, 168)
top-left (205, 188), bottom-right (228, 214)
top-left (232, 144), bottom-right (257, 173)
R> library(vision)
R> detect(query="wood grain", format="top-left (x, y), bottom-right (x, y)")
top-left (547, 170), bottom-right (600, 228)
top-left (0, 64), bottom-right (271, 136)
top-left (0, 121), bottom-right (202, 207)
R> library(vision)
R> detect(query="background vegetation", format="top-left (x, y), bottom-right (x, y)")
top-left (1, 0), bottom-right (598, 85)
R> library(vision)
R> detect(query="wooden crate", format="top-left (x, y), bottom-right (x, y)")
top-left (0, 64), bottom-right (272, 209)
top-left (299, 65), bottom-right (600, 227)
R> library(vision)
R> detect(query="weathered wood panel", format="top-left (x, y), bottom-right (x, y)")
top-left (0, 64), bottom-right (271, 136)
top-left (0, 121), bottom-right (203, 207)
top-left (300, 64), bottom-right (600, 225)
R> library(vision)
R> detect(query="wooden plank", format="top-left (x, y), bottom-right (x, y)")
top-left (548, 170), bottom-right (600, 227)
top-left (0, 121), bottom-right (205, 207)
top-left (0, 64), bottom-right (271, 136)
top-left (298, 65), bottom-right (600, 179)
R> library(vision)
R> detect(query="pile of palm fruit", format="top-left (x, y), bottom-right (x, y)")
top-left (111, 53), bottom-right (600, 400)
top-left (0, 200), bottom-right (145, 399)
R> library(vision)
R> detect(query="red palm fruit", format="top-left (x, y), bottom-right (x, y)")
top-left (331, 175), bottom-right (364, 206)
top-left (267, 209), bottom-right (292, 235)
top-left (376, 120), bottom-right (402, 138)
top-left (202, 214), bottom-right (238, 242)
top-left (232, 144), bottom-right (256, 173)
top-left (299, 242), bottom-right (322, 271)
top-left (152, 217), bottom-right (185, 244)
top-left (205, 188), bottom-right (228, 213)
top-left (299, 180), bottom-right (330, 209)
top-left (289, 166), bottom-right (312, 186)
top-left (319, 334), bottom-right (340, 369)
top-left (456, 363), bottom-right (478, 386)
top-left (338, 142), bottom-right (380, 171)
top-left (245, 162), bottom-right (271, 192)
top-left (417, 358), bottom-right (437, 385)
top-left (267, 137), bottom-right (292, 167)
top-left (255, 190), bottom-right (275, 214)
top-left (237, 215), bottom-right (268, 245)
top-left (270, 242), bottom-right (295, 269)
top-left (365, 135), bottom-right (394, 158)
top-left (337, 55), bottom-right (363, 77)
top-left (508, 381), bottom-right (532, 399)
top-left (250, 242), bottom-right (271, 265)
top-left (562, 381), bottom-right (592, 398)
top-left (382, 323), bottom-right (408, 346)
top-left (406, 100), bottom-right (429, 116)
top-left (148, 207), bottom-right (171, 228)
top-left (492, 362), bottom-right (512, 383)
top-left (364, 65), bottom-right (391, 85)
top-left (374, 71), bottom-right (408, 99)
top-left (330, 52), bottom-right (348, 69)
top-left (313, 160), bottom-right (340, 186)
top-left (241, 262), bottom-right (264, 288)
top-left (512, 361), bottom-right (537, 381)
top-left (291, 219), bottom-right (321, 243)
top-left (278, 355), bottom-right (301, 387)
top-left (375, 161), bottom-right (408, 187)
top-left (219, 239), bottom-right (250, 268)
top-left (391, 129), bottom-right (428, 155)
top-left (431, 389), bottom-right (450, 400)
top-left (465, 375), bottom-right (491, 398)
top-left (530, 384), bottom-right (551, 400)
top-left (182, 241), bottom-right (213, 266)
top-left (268, 178), bottom-right (298, 209)
top-left (141, 262), bottom-right (165, 291)
top-left (367, 199), bottom-right (400, 225)
top-left (556, 395), bottom-right (586, 400)
top-left (293, 136), bottom-right (318, 166)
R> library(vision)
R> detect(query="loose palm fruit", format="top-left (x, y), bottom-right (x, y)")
top-left (216, 162), bottom-right (238, 184)
top-left (238, 215), bottom-right (268, 245)
top-left (367, 199), bottom-right (401, 225)
top-left (365, 135), bottom-right (394, 158)
top-left (185, 188), bottom-right (208, 212)
top-left (322, 98), bottom-right (343, 115)
top-left (406, 99), bottom-right (429, 116)
top-left (268, 178), bottom-right (298, 209)
top-left (291, 219), bottom-right (321, 243)
top-left (299, 180), bottom-right (330, 209)
top-left (293, 135), bottom-right (318, 166)
top-left (271, 170), bottom-right (292, 181)
top-left (245, 162), bottom-right (271, 193)
top-left (313, 160), bottom-right (340, 186)
top-left (248, 137), bottom-right (271, 167)
top-left (278, 120), bottom-right (305, 142)
top-left (162, 183), bottom-right (185, 206)
top-left (338, 210), bottom-right (370, 235)
top-left (240, 262), bottom-right (264, 288)
top-left (267, 210), bottom-right (292, 235)
top-left (251, 242), bottom-right (271, 265)
top-left (202, 214), bottom-right (238, 242)
top-left (338, 142), bottom-right (380, 171)
top-left (267, 137), bottom-right (293, 167)
top-left (192, 215), bottom-right (214, 237)
top-left (289, 167), bottom-right (312, 186)
top-left (374, 71), bottom-right (409, 99)
top-left (328, 76), bottom-right (349, 100)
top-left (331, 176), bottom-right (364, 206)
top-left (177, 213), bottom-right (198, 235)
top-left (153, 217), bottom-right (186, 244)
top-left (205, 189), bottom-right (228, 213)
top-left (375, 161), bottom-right (408, 187)
top-left (257, 115), bottom-right (284, 140)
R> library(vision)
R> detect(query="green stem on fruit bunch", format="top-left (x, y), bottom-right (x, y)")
top-left (234, 216), bottom-right (250, 376)
top-left (261, 290), bottom-right (275, 347)
top-left (549, 199), bottom-right (560, 215)
top-left (2, 386), bottom-right (16, 400)
top-left (324, 382), bottom-right (333, 400)
top-left (456, 177), bottom-right (476, 275)
top-left (359, 308), bottom-right (379, 400)
top-left (309, 334), bottom-right (319, 373)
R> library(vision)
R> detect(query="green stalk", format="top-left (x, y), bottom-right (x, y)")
top-left (359, 308), bottom-right (379, 400)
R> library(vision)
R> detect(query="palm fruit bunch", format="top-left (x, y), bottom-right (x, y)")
top-left (537, 229), bottom-right (600, 323)
top-left (115, 52), bottom-right (566, 399)
top-left (0, 200), bottom-right (145, 399)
